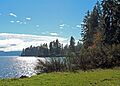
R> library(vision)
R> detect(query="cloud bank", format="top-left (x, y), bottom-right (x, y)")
top-left (0, 33), bottom-right (67, 52)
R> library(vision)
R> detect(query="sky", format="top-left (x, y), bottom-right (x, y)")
top-left (0, 0), bottom-right (98, 51)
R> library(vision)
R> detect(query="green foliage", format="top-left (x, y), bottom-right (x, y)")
top-left (21, 44), bottom-right (49, 57)
top-left (80, 0), bottom-right (120, 69)
top-left (66, 52), bottom-right (77, 71)
top-left (100, 44), bottom-right (120, 67)
top-left (49, 39), bottom-right (63, 56)
top-left (102, 0), bottom-right (120, 44)
top-left (75, 41), bottom-right (82, 52)
top-left (69, 36), bottom-right (75, 52)
top-left (21, 0), bottom-right (120, 72)
top-left (21, 39), bottom-right (64, 57)
top-left (35, 57), bottom-right (68, 73)
top-left (78, 44), bottom-right (120, 69)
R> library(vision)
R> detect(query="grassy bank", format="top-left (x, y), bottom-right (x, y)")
top-left (0, 68), bottom-right (120, 86)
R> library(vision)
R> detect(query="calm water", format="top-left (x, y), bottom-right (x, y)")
top-left (0, 56), bottom-right (45, 79)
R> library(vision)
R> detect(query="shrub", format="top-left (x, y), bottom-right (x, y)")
top-left (35, 57), bottom-right (68, 73)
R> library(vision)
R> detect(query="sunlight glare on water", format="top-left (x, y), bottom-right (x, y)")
top-left (0, 56), bottom-right (46, 78)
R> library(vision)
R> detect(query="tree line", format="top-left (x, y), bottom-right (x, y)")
top-left (21, 37), bottom-right (82, 57)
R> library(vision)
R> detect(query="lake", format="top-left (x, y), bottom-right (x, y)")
top-left (0, 56), bottom-right (45, 79)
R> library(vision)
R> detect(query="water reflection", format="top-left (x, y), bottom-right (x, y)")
top-left (0, 56), bottom-right (45, 79)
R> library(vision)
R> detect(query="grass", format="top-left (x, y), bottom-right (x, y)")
top-left (0, 68), bottom-right (120, 86)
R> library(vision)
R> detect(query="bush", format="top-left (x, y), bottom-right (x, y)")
top-left (35, 57), bottom-right (68, 73)
top-left (35, 44), bottom-right (120, 73)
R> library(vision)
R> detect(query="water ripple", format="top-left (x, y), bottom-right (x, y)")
top-left (0, 56), bottom-right (43, 79)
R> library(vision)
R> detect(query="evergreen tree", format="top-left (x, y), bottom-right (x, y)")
top-left (75, 41), bottom-right (82, 52)
top-left (81, 1), bottom-right (101, 48)
top-left (63, 44), bottom-right (69, 55)
top-left (49, 42), bottom-right (54, 56)
top-left (81, 11), bottom-right (90, 48)
top-left (55, 39), bottom-right (61, 55)
top-left (102, 0), bottom-right (120, 44)
top-left (69, 36), bottom-right (75, 52)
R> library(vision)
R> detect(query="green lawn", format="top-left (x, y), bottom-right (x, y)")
top-left (0, 68), bottom-right (120, 86)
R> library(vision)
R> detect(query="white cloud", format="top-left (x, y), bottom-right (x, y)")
top-left (10, 21), bottom-right (15, 23)
top-left (26, 17), bottom-right (31, 20)
top-left (76, 25), bottom-right (81, 28)
top-left (9, 12), bottom-right (17, 17)
top-left (16, 21), bottom-right (20, 23)
top-left (59, 24), bottom-right (65, 29)
top-left (59, 24), bottom-right (70, 29)
top-left (0, 33), bottom-right (67, 51)
top-left (59, 24), bottom-right (65, 27)
top-left (50, 33), bottom-right (59, 36)
top-left (60, 27), bottom-right (63, 29)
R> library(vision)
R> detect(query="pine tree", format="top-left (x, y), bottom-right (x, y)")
top-left (81, 11), bottom-right (90, 48)
top-left (69, 36), bottom-right (75, 52)
top-left (81, 1), bottom-right (101, 48)
top-left (102, 0), bottom-right (120, 44)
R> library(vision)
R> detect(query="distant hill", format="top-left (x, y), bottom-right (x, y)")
top-left (0, 51), bottom-right (21, 56)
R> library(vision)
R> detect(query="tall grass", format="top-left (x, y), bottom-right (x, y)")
top-left (35, 57), bottom-right (68, 73)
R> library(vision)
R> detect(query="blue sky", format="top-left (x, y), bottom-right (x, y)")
top-left (0, 0), bottom-right (98, 51)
